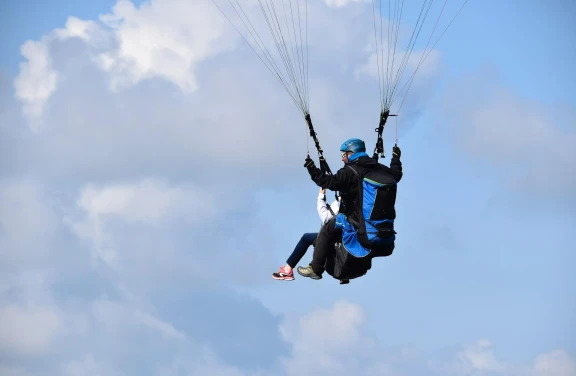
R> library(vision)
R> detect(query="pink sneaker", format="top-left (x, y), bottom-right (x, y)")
top-left (272, 266), bottom-right (294, 281)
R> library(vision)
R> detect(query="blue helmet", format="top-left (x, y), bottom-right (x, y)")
top-left (340, 138), bottom-right (366, 154)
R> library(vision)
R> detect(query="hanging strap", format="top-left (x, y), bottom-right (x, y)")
top-left (373, 110), bottom-right (397, 159)
top-left (305, 113), bottom-right (339, 203)
top-left (305, 113), bottom-right (332, 176)
top-left (326, 197), bottom-right (335, 217)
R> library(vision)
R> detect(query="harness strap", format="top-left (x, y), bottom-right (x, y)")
top-left (305, 113), bottom-right (339, 202)
top-left (305, 113), bottom-right (332, 176)
top-left (344, 164), bottom-right (365, 234)
top-left (373, 110), bottom-right (397, 160)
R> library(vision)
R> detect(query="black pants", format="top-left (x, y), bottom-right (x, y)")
top-left (311, 217), bottom-right (342, 275)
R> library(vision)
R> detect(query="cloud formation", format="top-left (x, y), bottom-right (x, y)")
top-left (67, 179), bottom-right (217, 268)
top-left (441, 66), bottom-right (576, 208)
top-left (13, 0), bottom-right (235, 127)
top-left (13, 40), bottom-right (58, 129)
top-left (2, 0), bottom-right (574, 375)
top-left (281, 301), bottom-right (576, 376)
top-left (96, 0), bottom-right (233, 92)
top-left (0, 304), bottom-right (62, 356)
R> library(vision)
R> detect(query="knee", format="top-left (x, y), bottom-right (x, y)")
top-left (300, 233), bottom-right (317, 243)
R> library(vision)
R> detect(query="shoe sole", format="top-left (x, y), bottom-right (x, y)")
top-left (272, 274), bottom-right (294, 281)
top-left (297, 273), bottom-right (321, 280)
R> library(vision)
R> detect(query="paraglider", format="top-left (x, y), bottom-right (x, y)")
top-left (210, 0), bottom-right (470, 281)
top-left (299, 138), bottom-right (402, 281)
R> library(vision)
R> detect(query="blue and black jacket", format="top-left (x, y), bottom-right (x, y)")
top-left (306, 152), bottom-right (403, 256)
top-left (306, 152), bottom-right (402, 220)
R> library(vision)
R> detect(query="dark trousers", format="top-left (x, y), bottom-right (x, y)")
top-left (286, 232), bottom-right (318, 268)
top-left (311, 218), bottom-right (341, 275)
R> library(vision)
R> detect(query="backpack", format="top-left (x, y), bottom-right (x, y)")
top-left (324, 162), bottom-right (399, 281)
top-left (324, 242), bottom-right (372, 280)
top-left (346, 163), bottom-right (397, 256)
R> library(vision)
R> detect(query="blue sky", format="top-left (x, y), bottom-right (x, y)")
top-left (1, 0), bottom-right (575, 375)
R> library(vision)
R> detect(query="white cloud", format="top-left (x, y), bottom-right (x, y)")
top-left (442, 68), bottom-right (576, 201)
top-left (53, 17), bottom-right (101, 42)
top-left (289, 300), bottom-right (367, 351)
top-left (11, 15), bottom-right (107, 128)
top-left (0, 271), bottom-right (76, 360)
top-left (280, 300), bottom-right (379, 375)
top-left (447, 340), bottom-right (507, 375)
top-left (67, 178), bottom-right (216, 268)
top-left (91, 297), bottom-right (187, 341)
top-left (0, 304), bottom-right (62, 356)
top-left (0, 180), bottom-right (59, 267)
top-left (96, 0), bottom-right (234, 92)
top-left (13, 40), bottom-right (57, 129)
top-left (75, 178), bottom-right (212, 223)
top-left (534, 349), bottom-right (576, 376)
top-left (133, 310), bottom-right (187, 341)
top-left (13, 0), bottom-right (234, 126)
top-left (279, 301), bottom-right (576, 376)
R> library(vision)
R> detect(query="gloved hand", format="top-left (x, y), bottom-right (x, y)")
top-left (392, 144), bottom-right (401, 158)
top-left (304, 155), bottom-right (316, 169)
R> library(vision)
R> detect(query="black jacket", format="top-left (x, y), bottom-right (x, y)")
top-left (306, 154), bottom-right (403, 220)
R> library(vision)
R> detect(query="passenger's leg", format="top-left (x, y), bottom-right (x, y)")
top-left (273, 232), bottom-right (318, 281)
top-left (286, 232), bottom-right (317, 268)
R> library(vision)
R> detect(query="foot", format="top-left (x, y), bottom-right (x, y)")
top-left (272, 266), bottom-right (294, 281)
top-left (339, 279), bottom-right (349, 285)
top-left (297, 265), bottom-right (322, 280)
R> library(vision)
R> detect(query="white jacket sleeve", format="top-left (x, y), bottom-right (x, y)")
top-left (317, 192), bottom-right (334, 224)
